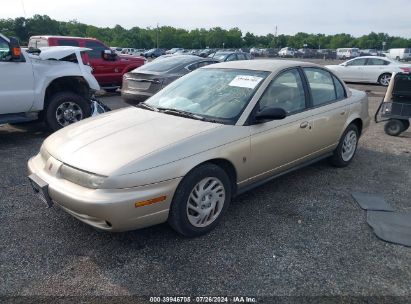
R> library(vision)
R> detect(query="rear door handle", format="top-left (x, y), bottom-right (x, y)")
top-left (340, 111), bottom-right (346, 115)
top-left (300, 121), bottom-right (309, 128)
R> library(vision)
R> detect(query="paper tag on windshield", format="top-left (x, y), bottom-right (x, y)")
top-left (229, 75), bottom-right (263, 89)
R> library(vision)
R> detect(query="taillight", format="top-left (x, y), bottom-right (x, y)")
top-left (400, 67), bottom-right (411, 73)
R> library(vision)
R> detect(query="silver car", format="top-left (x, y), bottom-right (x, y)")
top-left (28, 60), bottom-right (370, 237)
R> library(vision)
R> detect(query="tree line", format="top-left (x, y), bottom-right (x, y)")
top-left (1, 14), bottom-right (410, 50)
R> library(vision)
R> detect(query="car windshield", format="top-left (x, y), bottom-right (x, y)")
top-left (145, 68), bottom-right (269, 124)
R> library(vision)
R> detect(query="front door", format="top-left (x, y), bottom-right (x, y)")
top-left (248, 68), bottom-right (315, 183)
top-left (0, 37), bottom-right (34, 114)
top-left (343, 57), bottom-right (368, 81)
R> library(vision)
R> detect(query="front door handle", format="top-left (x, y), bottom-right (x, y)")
top-left (300, 121), bottom-right (309, 129)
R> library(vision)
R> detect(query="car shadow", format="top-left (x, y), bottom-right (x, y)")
top-left (6, 146), bottom-right (410, 296)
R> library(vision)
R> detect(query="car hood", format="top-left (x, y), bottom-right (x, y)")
top-left (43, 107), bottom-right (223, 176)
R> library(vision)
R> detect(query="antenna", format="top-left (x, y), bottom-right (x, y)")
top-left (21, 0), bottom-right (27, 27)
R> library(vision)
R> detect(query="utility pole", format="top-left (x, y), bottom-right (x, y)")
top-left (274, 25), bottom-right (277, 48)
top-left (156, 23), bottom-right (159, 48)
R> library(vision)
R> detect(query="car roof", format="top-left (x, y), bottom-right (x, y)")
top-left (202, 59), bottom-right (319, 72)
top-left (30, 35), bottom-right (99, 41)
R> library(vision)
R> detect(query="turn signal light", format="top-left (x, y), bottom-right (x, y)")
top-left (135, 196), bottom-right (167, 208)
top-left (12, 47), bottom-right (21, 57)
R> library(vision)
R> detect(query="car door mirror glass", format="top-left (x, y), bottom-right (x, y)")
top-left (254, 107), bottom-right (287, 123)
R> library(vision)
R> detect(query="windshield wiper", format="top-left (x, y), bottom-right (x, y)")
top-left (135, 102), bottom-right (158, 112)
top-left (157, 107), bottom-right (205, 121)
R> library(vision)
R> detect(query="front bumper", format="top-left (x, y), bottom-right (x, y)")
top-left (28, 154), bottom-right (181, 232)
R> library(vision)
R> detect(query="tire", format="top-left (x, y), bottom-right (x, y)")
top-left (105, 88), bottom-right (118, 93)
top-left (168, 163), bottom-right (232, 237)
top-left (329, 124), bottom-right (359, 167)
top-left (384, 119), bottom-right (405, 136)
top-left (402, 120), bottom-right (410, 131)
top-left (378, 73), bottom-right (391, 86)
top-left (45, 92), bottom-right (91, 132)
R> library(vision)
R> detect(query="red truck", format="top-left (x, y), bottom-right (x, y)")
top-left (28, 36), bottom-right (146, 91)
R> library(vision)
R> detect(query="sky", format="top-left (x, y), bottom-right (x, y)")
top-left (2, 0), bottom-right (411, 38)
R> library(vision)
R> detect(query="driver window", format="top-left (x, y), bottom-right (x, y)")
top-left (346, 58), bottom-right (367, 66)
top-left (0, 38), bottom-right (11, 62)
top-left (85, 41), bottom-right (108, 59)
top-left (258, 69), bottom-right (306, 114)
top-left (226, 54), bottom-right (237, 61)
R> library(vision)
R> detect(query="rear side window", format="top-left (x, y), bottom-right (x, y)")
top-left (85, 41), bottom-right (108, 59)
top-left (304, 68), bottom-right (337, 106)
top-left (29, 39), bottom-right (49, 48)
top-left (333, 75), bottom-right (346, 99)
top-left (57, 39), bottom-right (80, 47)
top-left (366, 58), bottom-right (389, 66)
top-left (237, 53), bottom-right (246, 60)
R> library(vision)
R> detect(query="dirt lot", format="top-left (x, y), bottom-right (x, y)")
top-left (0, 65), bottom-right (410, 300)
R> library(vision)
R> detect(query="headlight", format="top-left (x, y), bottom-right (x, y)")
top-left (383, 103), bottom-right (392, 113)
top-left (59, 164), bottom-right (106, 189)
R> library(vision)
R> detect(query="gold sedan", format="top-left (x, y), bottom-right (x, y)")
top-left (28, 60), bottom-right (370, 237)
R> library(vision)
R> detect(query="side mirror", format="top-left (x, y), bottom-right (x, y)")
top-left (254, 107), bottom-right (287, 123)
top-left (9, 37), bottom-right (22, 60)
top-left (102, 49), bottom-right (117, 61)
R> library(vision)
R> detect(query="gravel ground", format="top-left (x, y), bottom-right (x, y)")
top-left (0, 80), bottom-right (410, 300)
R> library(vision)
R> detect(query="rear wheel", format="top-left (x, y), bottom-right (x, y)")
top-left (330, 124), bottom-right (359, 167)
top-left (168, 163), bottom-right (231, 237)
top-left (45, 92), bottom-right (90, 132)
top-left (403, 120), bottom-right (410, 131)
top-left (384, 119), bottom-right (406, 136)
top-left (378, 73), bottom-right (391, 86)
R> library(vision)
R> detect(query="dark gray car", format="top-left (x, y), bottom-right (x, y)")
top-left (122, 55), bottom-right (218, 104)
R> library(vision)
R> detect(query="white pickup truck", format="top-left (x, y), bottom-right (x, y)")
top-left (0, 33), bottom-right (102, 131)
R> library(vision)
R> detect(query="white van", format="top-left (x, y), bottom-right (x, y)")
top-left (386, 48), bottom-right (411, 61)
top-left (336, 48), bottom-right (360, 60)
top-left (278, 47), bottom-right (295, 57)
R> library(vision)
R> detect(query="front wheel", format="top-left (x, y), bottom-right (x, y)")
top-left (378, 73), bottom-right (391, 86)
top-left (45, 92), bottom-right (91, 132)
top-left (329, 124), bottom-right (359, 167)
top-left (168, 163), bottom-right (232, 237)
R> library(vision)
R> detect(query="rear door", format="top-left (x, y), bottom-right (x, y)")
top-left (0, 37), bottom-right (34, 114)
top-left (365, 58), bottom-right (391, 82)
top-left (302, 67), bottom-right (349, 152)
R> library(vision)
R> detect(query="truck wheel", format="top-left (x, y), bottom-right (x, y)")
top-left (384, 119), bottom-right (405, 136)
top-left (45, 92), bottom-right (91, 132)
